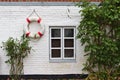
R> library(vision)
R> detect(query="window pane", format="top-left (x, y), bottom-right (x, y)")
top-left (51, 39), bottom-right (61, 47)
top-left (64, 29), bottom-right (74, 37)
top-left (64, 49), bottom-right (74, 57)
top-left (64, 39), bottom-right (74, 47)
top-left (51, 49), bottom-right (61, 58)
top-left (51, 29), bottom-right (61, 37)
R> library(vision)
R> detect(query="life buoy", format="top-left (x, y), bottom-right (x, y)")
top-left (24, 17), bottom-right (45, 39)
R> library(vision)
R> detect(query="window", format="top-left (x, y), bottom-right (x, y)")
top-left (50, 26), bottom-right (76, 61)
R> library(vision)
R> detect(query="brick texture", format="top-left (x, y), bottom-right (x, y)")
top-left (0, 0), bottom-right (101, 2)
top-left (0, 6), bottom-right (85, 75)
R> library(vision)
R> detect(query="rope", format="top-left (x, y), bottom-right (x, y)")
top-left (28, 9), bottom-right (40, 18)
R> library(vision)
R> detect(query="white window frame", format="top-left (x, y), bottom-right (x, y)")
top-left (63, 27), bottom-right (76, 59)
top-left (49, 26), bottom-right (76, 61)
top-left (50, 27), bottom-right (62, 60)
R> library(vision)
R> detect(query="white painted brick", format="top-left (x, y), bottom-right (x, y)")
top-left (0, 6), bottom-right (86, 75)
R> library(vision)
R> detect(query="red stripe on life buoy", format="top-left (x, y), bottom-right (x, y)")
top-left (37, 18), bottom-right (41, 23)
top-left (26, 32), bottom-right (30, 37)
top-left (38, 32), bottom-right (43, 37)
top-left (26, 18), bottom-right (31, 23)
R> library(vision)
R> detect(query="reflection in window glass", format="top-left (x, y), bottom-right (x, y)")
top-left (51, 29), bottom-right (61, 37)
top-left (64, 29), bottom-right (74, 37)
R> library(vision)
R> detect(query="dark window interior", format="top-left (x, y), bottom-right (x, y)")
top-left (51, 39), bottom-right (61, 47)
top-left (64, 39), bottom-right (74, 47)
top-left (52, 49), bottom-right (61, 58)
top-left (64, 49), bottom-right (74, 57)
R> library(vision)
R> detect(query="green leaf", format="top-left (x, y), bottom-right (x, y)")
top-left (77, 0), bottom-right (120, 79)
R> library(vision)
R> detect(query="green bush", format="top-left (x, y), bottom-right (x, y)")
top-left (77, 0), bottom-right (120, 80)
top-left (2, 35), bottom-right (32, 80)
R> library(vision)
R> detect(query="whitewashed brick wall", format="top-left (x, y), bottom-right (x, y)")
top-left (0, 6), bottom-right (86, 75)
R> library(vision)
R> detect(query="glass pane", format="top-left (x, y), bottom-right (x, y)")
top-left (51, 29), bottom-right (61, 37)
top-left (51, 49), bottom-right (61, 58)
top-left (64, 29), bottom-right (74, 37)
top-left (64, 39), bottom-right (74, 47)
top-left (64, 49), bottom-right (74, 57)
top-left (51, 39), bottom-right (61, 47)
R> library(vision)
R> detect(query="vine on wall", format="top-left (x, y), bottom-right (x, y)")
top-left (2, 35), bottom-right (32, 80)
top-left (77, 0), bottom-right (120, 80)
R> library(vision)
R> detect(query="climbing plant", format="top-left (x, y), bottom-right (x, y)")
top-left (2, 35), bottom-right (32, 80)
top-left (77, 0), bottom-right (120, 80)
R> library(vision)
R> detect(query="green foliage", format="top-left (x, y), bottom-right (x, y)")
top-left (77, 0), bottom-right (120, 79)
top-left (2, 35), bottom-right (32, 80)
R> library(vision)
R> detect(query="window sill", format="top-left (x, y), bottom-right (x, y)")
top-left (49, 59), bottom-right (76, 63)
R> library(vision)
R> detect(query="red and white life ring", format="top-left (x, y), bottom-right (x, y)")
top-left (24, 17), bottom-right (45, 39)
